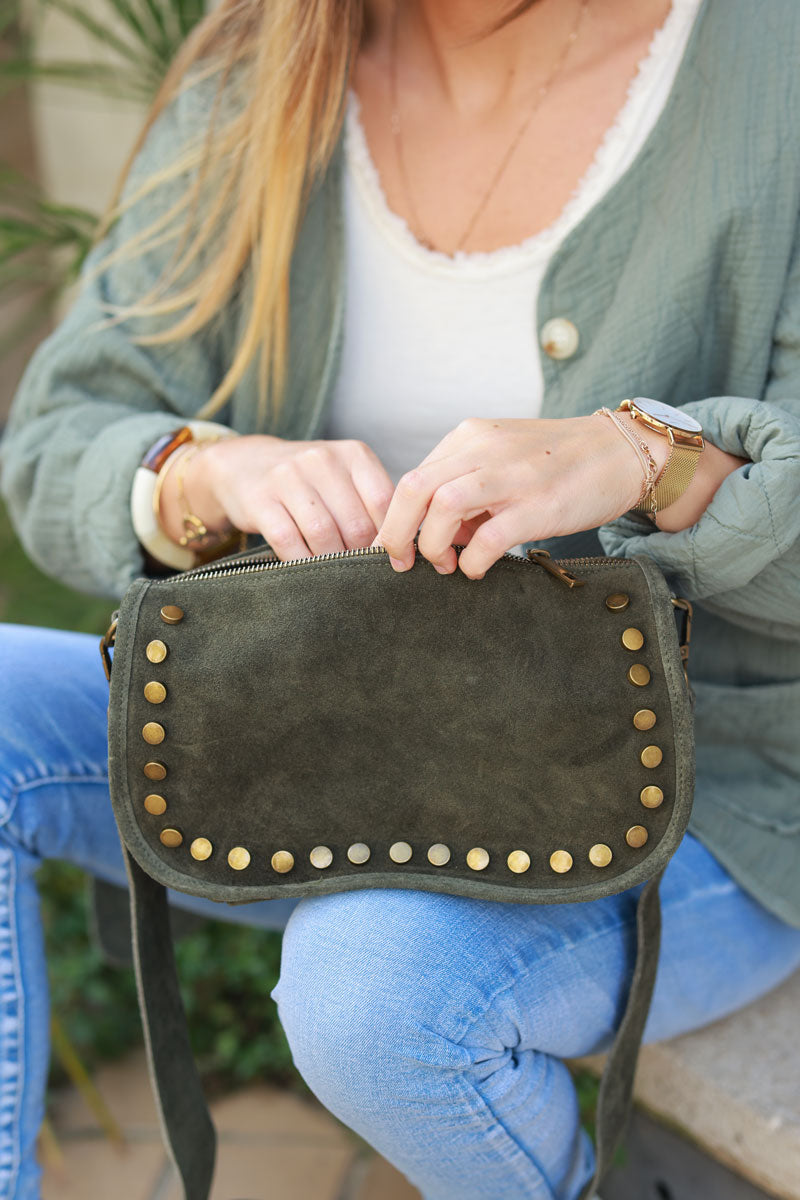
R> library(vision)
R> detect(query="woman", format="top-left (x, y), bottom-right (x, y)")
top-left (2, 0), bottom-right (800, 1197)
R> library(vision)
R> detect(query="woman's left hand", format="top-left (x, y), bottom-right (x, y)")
top-left (374, 415), bottom-right (659, 579)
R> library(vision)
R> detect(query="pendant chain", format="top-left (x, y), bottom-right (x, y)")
top-left (389, 0), bottom-right (590, 255)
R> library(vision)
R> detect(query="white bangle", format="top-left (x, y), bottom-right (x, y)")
top-left (131, 420), bottom-right (238, 571)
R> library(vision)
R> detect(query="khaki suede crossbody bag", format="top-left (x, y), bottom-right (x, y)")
top-left (101, 542), bottom-right (695, 1200)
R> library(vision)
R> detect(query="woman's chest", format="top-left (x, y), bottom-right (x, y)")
top-left (352, 7), bottom-right (670, 255)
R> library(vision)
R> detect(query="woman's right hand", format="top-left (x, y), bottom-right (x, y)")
top-left (157, 434), bottom-right (396, 559)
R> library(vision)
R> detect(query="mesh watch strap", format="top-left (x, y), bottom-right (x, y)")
top-left (632, 439), bottom-right (703, 515)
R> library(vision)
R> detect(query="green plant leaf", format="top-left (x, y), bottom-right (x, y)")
top-left (0, 57), bottom-right (154, 100)
top-left (38, 0), bottom-right (145, 64)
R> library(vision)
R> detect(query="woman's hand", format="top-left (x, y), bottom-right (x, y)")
top-left (375, 415), bottom-right (663, 579)
top-left (158, 434), bottom-right (395, 559)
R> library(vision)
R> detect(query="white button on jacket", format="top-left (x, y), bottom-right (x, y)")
top-left (540, 317), bottom-right (580, 360)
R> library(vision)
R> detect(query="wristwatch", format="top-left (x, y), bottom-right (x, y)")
top-left (617, 397), bottom-right (704, 516)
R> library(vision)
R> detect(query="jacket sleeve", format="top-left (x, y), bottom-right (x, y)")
top-left (0, 76), bottom-right (240, 599)
top-left (598, 238), bottom-right (800, 642)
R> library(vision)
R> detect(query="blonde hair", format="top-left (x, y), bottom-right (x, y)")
top-left (93, 0), bottom-right (362, 426)
top-left (92, 0), bottom-right (536, 427)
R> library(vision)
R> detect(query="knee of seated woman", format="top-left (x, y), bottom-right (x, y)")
top-left (0, 624), bottom-right (109, 768)
top-left (0, 624), bottom-right (111, 851)
top-left (270, 883), bottom-right (595, 1093)
top-left (273, 888), bottom-right (494, 1081)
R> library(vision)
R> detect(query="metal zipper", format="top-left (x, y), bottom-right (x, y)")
top-left (180, 544), bottom-right (628, 586)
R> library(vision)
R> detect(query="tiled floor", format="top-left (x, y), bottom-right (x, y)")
top-left (40, 1051), bottom-right (421, 1200)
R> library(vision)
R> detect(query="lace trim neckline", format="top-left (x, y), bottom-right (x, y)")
top-left (345, 0), bottom-right (702, 279)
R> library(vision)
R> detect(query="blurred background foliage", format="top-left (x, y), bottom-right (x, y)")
top-left (0, 0), bottom-right (203, 358)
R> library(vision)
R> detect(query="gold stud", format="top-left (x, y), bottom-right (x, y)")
top-left (641, 745), bottom-right (663, 768)
top-left (626, 825), bottom-right (649, 848)
top-left (347, 842), bottom-right (371, 865)
top-left (146, 639), bottom-right (168, 664)
top-left (271, 850), bottom-right (295, 873)
top-left (550, 850), bottom-right (573, 874)
top-left (160, 828), bottom-right (183, 848)
top-left (427, 843), bottom-right (451, 867)
top-left (640, 785), bottom-right (664, 809)
top-left (466, 847), bottom-right (490, 871)
top-left (605, 593), bottom-right (630, 611)
top-left (228, 846), bottom-right (251, 870)
top-left (142, 722), bottom-right (165, 745)
top-left (144, 794), bottom-right (167, 816)
top-left (143, 761), bottom-right (167, 781)
top-left (633, 709), bottom-right (657, 731)
top-left (389, 841), bottom-right (413, 864)
top-left (191, 837), bottom-right (213, 861)
top-left (628, 663), bottom-right (651, 687)
top-left (589, 843), bottom-right (613, 868)
top-left (144, 681), bottom-right (167, 704)
top-left (160, 605), bottom-right (184, 625)
top-left (507, 850), bottom-right (531, 874)
top-left (309, 845), bottom-right (333, 869)
top-left (621, 627), bottom-right (645, 652)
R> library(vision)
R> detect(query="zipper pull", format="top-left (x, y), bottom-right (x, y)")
top-left (526, 549), bottom-right (585, 588)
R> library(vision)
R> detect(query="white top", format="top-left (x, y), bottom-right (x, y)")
top-left (325, 0), bottom-right (702, 487)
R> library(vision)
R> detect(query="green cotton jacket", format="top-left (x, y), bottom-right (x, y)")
top-left (2, 0), bottom-right (800, 924)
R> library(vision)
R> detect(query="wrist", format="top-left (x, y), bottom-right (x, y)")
top-left (653, 441), bottom-right (748, 531)
top-left (157, 442), bottom-right (230, 546)
top-left (131, 421), bottom-right (238, 570)
top-left (591, 409), bottom-right (670, 511)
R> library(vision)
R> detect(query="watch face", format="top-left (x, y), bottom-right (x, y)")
top-left (632, 397), bottom-right (703, 434)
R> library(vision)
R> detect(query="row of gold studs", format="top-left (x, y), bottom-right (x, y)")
top-left (617, 603), bottom-right (657, 839)
top-left (155, 832), bottom-right (651, 872)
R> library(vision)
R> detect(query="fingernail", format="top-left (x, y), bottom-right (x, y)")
top-left (434, 565), bottom-right (450, 574)
top-left (389, 556), bottom-right (408, 571)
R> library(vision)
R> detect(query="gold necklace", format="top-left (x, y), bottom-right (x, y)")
top-left (389, 0), bottom-right (590, 255)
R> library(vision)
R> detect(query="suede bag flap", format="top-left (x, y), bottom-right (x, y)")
top-left (106, 547), bottom-right (695, 908)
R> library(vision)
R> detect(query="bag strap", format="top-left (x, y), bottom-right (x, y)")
top-left (578, 869), bottom-right (663, 1200)
top-left (124, 845), bottom-right (663, 1200)
top-left (124, 847), bottom-right (216, 1200)
top-left (91, 876), bottom-right (208, 968)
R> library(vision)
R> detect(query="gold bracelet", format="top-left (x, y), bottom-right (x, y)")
top-left (152, 443), bottom-right (194, 531)
top-left (173, 439), bottom-right (235, 549)
top-left (594, 408), bottom-right (659, 508)
top-left (152, 438), bottom-right (241, 557)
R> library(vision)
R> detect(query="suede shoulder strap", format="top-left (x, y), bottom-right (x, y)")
top-left (123, 846), bottom-right (662, 1200)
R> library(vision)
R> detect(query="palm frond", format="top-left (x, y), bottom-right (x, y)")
top-left (0, 57), bottom-right (156, 101)
top-left (0, 165), bottom-right (97, 284)
top-left (0, 0), bottom-right (207, 365)
top-left (37, 0), bottom-right (149, 65)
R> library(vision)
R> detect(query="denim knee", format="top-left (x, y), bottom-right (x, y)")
top-left (272, 888), bottom-right (479, 1115)
top-left (0, 624), bottom-right (112, 859)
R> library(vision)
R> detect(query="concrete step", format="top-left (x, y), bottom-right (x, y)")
top-left (576, 969), bottom-right (800, 1200)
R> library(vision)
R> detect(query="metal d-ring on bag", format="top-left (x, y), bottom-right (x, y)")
top-left (100, 542), bottom-right (695, 1200)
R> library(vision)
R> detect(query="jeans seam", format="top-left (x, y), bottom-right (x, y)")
top-left (0, 771), bottom-right (109, 836)
top-left (458, 1058), bottom-right (562, 1200)
top-left (0, 849), bottom-right (23, 1199)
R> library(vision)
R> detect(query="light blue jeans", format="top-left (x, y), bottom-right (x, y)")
top-left (2, 622), bottom-right (800, 1200)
